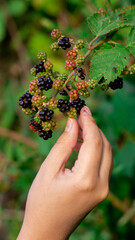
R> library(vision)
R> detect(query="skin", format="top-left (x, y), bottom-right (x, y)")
top-left (17, 106), bottom-right (113, 240)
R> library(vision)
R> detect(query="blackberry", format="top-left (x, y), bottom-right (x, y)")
top-left (65, 60), bottom-right (76, 70)
top-left (98, 77), bottom-right (105, 84)
top-left (69, 89), bottom-right (79, 99)
top-left (47, 98), bottom-right (58, 109)
top-left (76, 81), bottom-right (88, 91)
top-left (29, 78), bottom-right (42, 95)
top-left (38, 129), bottom-right (52, 140)
top-left (75, 55), bottom-right (85, 66)
top-left (109, 77), bottom-right (123, 90)
top-left (66, 107), bottom-right (77, 118)
top-left (50, 42), bottom-right (59, 51)
top-left (58, 37), bottom-right (71, 50)
top-left (22, 108), bottom-right (33, 115)
top-left (37, 76), bottom-right (53, 91)
top-left (59, 89), bottom-right (68, 96)
top-left (57, 99), bottom-right (70, 112)
top-left (39, 108), bottom-right (54, 121)
top-left (78, 68), bottom-right (86, 80)
top-left (88, 79), bottom-right (98, 89)
top-left (19, 91), bottom-right (32, 108)
top-left (51, 29), bottom-right (62, 39)
top-left (67, 49), bottom-right (77, 60)
top-left (37, 52), bottom-right (47, 61)
top-left (29, 116), bottom-right (41, 132)
top-left (44, 61), bottom-right (53, 72)
top-left (59, 73), bottom-right (68, 81)
top-left (75, 40), bottom-right (85, 49)
top-left (53, 79), bottom-right (64, 90)
top-left (71, 98), bottom-right (86, 114)
top-left (34, 61), bottom-right (45, 74)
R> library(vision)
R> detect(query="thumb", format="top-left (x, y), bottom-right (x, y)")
top-left (44, 118), bottom-right (79, 175)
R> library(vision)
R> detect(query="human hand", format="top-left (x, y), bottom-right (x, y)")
top-left (17, 106), bottom-right (113, 240)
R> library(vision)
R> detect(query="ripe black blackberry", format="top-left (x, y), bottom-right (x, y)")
top-left (57, 99), bottom-right (70, 112)
top-left (59, 89), bottom-right (68, 96)
top-left (37, 76), bottom-right (53, 90)
top-left (34, 61), bottom-right (45, 74)
top-left (39, 108), bottom-right (54, 121)
top-left (19, 91), bottom-right (32, 108)
top-left (98, 77), bottom-right (105, 84)
top-left (78, 68), bottom-right (86, 80)
top-left (109, 77), bottom-right (123, 90)
top-left (38, 128), bottom-right (52, 140)
top-left (58, 37), bottom-right (71, 50)
top-left (71, 98), bottom-right (86, 114)
top-left (29, 116), bottom-right (41, 132)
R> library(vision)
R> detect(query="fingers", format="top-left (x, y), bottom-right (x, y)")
top-left (99, 130), bottom-right (113, 182)
top-left (73, 106), bottom-right (103, 178)
top-left (44, 118), bottom-right (79, 175)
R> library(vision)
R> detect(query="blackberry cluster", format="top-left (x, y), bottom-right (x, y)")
top-left (71, 98), bottom-right (86, 114)
top-left (37, 76), bottom-right (53, 91)
top-left (38, 129), bottom-right (52, 140)
top-left (39, 108), bottom-right (54, 121)
top-left (57, 99), bottom-right (70, 112)
top-left (109, 77), bottom-right (123, 90)
top-left (59, 89), bottom-right (68, 95)
top-left (19, 91), bottom-right (32, 108)
top-left (58, 37), bottom-right (71, 50)
top-left (34, 61), bottom-right (45, 74)
top-left (78, 68), bottom-right (86, 80)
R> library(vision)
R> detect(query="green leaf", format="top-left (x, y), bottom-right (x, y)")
top-left (127, 27), bottom-right (135, 56)
top-left (90, 43), bottom-right (129, 82)
top-left (88, 6), bottom-right (135, 37)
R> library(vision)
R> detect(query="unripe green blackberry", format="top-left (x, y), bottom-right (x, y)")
top-left (66, 107), bottom-right (77, 118)
top-left (88, 79), bottom-right (98, 89)
top-left (65, 60), bottom-right (76, 70)
top-left (75, 40), bottom-right (85, 49)
top-left (50, 42), bottom-right (59, 51)
top-left (31, 94), bottom-right (44, 107)
top-left (37, 52), bottom-right (47, 61)
top-left (129, 64), bottom-right (135, 74)
top-left (51, 29), bottom-right (62, 39)
top-left (53, 78), bottom-right (64, 90)
top-left (50, 119), bottom-right (58, 130)
top-left (34, 115), bottom-right (41, 124)
top-left (29, 78), bottom-right (42, 95)
top-left (42, 121), bottom-right (52, 131)
top-left (75, 55), bottom-right (85, 66)
top-left (22, 108), bottom-right (33, 115)
top-left (30, 67), bottom-right (36, 76)
top-left (44, 61), bottom-right (53, 72)
top-left (69, 89), bottom-right (79, 100)
top-left (36, 72), bottom-right (50, 78)
top-left (79, 90), bottom-right (90, 98)
top-left (100, 83), bottom-right (109, 91)
top-left (47, 98), bottom-right (58, 109)
top-left (59, 73), bottom-right (68, 81)
top-left (66, 49), bottom-right (78, 60)
top-left (76, 81), bottom-right (88, 91)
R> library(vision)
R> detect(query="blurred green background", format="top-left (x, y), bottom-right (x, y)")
top-left (0, 0), bottom-right (135, 239)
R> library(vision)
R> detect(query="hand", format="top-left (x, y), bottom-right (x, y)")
top-left (17, 106), bottom-right (113, 240)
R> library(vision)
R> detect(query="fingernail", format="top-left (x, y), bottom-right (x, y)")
top-left (83, 106), bottom-right (92, 115)
top-left (65, 118), bottom-right (72, 132)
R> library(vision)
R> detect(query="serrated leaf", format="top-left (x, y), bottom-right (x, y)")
top-left (88, 6), bottom-right (135, 37)
top-left (127, 27), bottom-right (135, 56)
top-left (90, 43), bottom-right (129, 82)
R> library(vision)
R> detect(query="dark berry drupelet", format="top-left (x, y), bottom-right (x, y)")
top-left (39, 108), bottom-right (54, 121)
top-left (38, 129), bottom-right (52, 140)
top-left (37, 76), bottom-right (53, 91)
top-left (98, 77), bottom-right (105, 84)
top-left (57, 99), bottom-right (71, 112)
top-left (71, 98), bottom-right (86, 114)
top-left (19, 91), bottom-right (32, 108)
top-left (34, 61), bottom-right (45, 74)
top-left (59, 89), bottom-right (68, 96)
top-left (29, 116), bottom-right (41, 132)
top-left (109, 77), bottom-right (123, 90)
top-left (78, 68), bottom-right (86, 80)
top-left (58, 37), bottom-right (71, 50)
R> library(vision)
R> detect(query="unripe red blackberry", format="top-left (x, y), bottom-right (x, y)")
top-left (39, 108), bottom-right (54, 121)
top-left (59, 73), bottom-right (68, 81)
top-left (75, 55), bottom-right (85, 66)
top-left (31, 94), bottom-right (44, 107)
top-left (51, 29), bottom-right (62, 39)
top-left (88, 79), bottom-right (98, 89)
top-left (57, 99), bottom-right (70, 112)
top-left (66, 49), bottom-right (78, 60)
top-left (22, 108), bottom-right (33, 115)
top-left (65, 60), bottom-right (76, 70)
top-left (50, 42), bottom-right (59, 51)
top-left (78, 68), bottom-right (86, 80)
top-left (44, 61), bottom-right (53, 72)
top-left (29, 116), bottom-right (41, 132)
top-left (58, 37), bottom-right (71, 50)
top-left (66, 107), bottom-right (77, 118)
top-left (30, 67), bottom-right (36, 76)
top-left (47, 98), bottom-right (58, 109)
top-left (53, 78), bottom-right (64, 90)
top-left (79, 90), bottom-right (90, 98)
top-left (37, 52), bottom-right (47, 61)
top-left (76, 81), bottom-right (88, 91)
top-left (29, 78), bottom-right (42, 95)
top-left (69, 89), bottom-right (79, 100)
top-left (71, 98), bottom-right (86, 114)
top-left (129, 64), bottom-right (135, 74)
top-left (75, 40), bottom-right (85, 49)
top-left (100, 83), bottom-right (109, 91)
